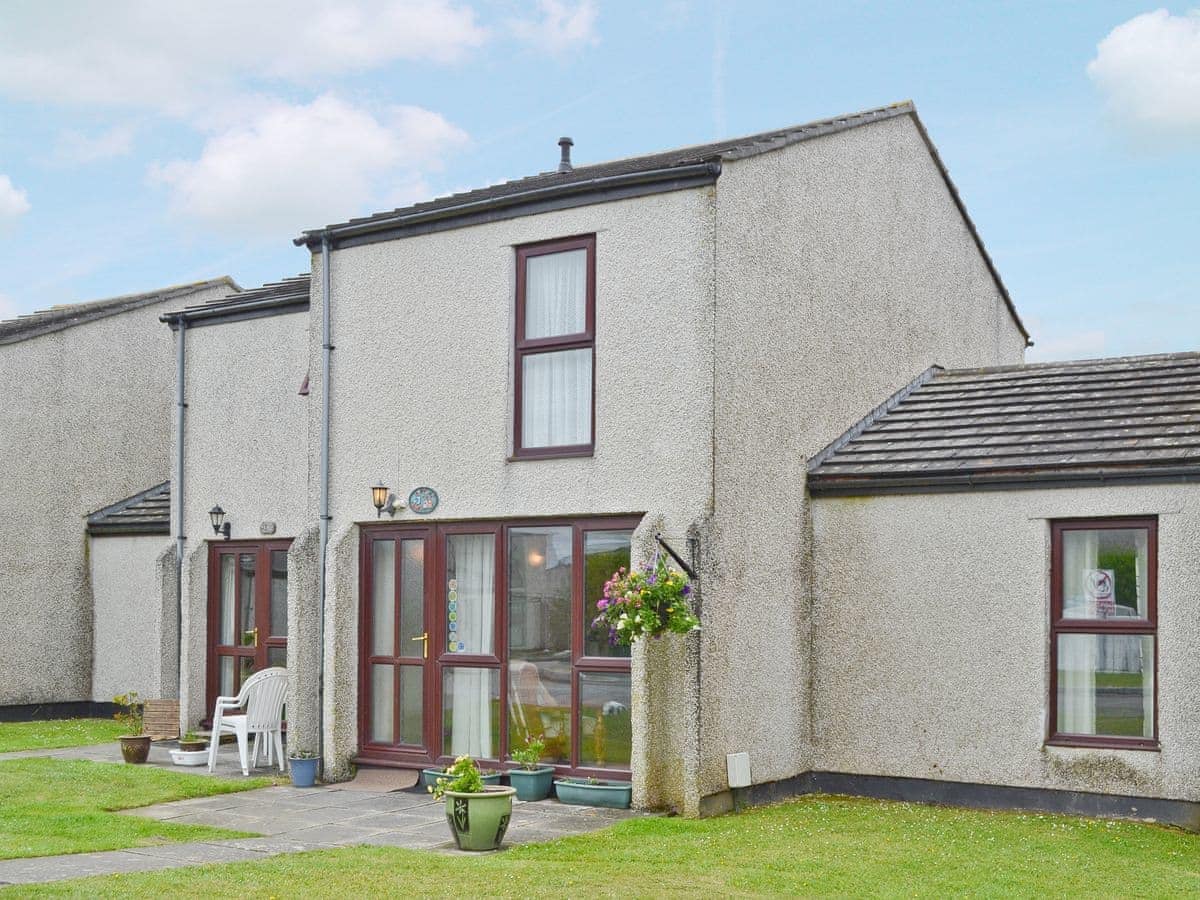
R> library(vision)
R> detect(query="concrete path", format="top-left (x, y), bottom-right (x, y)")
top-left (0, 744), bottom-right (638, 886)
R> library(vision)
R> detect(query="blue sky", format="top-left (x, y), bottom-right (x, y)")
top-left (0, 1), bottom-right (1196, 361)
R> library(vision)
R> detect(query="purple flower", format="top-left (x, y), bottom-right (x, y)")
top-left (682, 585), bottom-right (692, 596)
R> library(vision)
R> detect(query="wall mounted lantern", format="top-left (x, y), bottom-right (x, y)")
top-left (371, 483), bottom-right (402, 518)
top-left (209, 505), bottom-right (231, 540)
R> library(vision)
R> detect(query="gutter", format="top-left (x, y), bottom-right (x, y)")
top-left (316, 236), bottom-right (332, 769)
top-left (173, 319), bottom-right (187, 702)
top-left (161, 294), bottom-right (308, 329)
top-left (295, 162), bottom-right (722, 249)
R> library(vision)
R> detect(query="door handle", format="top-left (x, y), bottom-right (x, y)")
top-left (245, 627), bottom-right (259, 648)
top-left (411, 632), bottom-right (428, 659)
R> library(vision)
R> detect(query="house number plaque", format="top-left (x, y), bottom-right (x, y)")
top-left (408, 486), bottom-right (438, 515)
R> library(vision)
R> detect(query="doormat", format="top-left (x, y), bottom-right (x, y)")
top-left (346, 767), bottom-right (420, 793)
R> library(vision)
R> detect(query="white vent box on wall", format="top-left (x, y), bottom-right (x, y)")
top-left (727, 751), bottom-right (751, 789)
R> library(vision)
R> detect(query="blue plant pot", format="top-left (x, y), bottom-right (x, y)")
top-left (289, 757), bottom-right (320, 787)
top-left (553, 778), bottom-right (632, 809)
top-left (508, 766), bottom-right (555, 801)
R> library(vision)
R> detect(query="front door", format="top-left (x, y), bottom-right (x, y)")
top-left (207, 541), bottom-right (290, 709)
top-left (359, 528), bottom-right (436, 764)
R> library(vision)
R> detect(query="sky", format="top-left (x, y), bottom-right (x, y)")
top-left (0, 1), bottom-right (1196, 362)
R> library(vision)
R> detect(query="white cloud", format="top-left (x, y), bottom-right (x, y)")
top-left (1026, 328), bottom-right (1107, 363)
top-left (51, 125), bottom-right (136, 165)
top-left (0, 1), bottom-right (487, 118)
top-left (0, 175), bottom-right (31, 228)
top-left (150, 95), bottom-right (468, 236)
top-left (1087, 9), bottom-right (1200, 137)
top-left (511, 0), bottom-right (598, 54)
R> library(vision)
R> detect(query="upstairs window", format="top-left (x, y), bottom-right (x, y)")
top-left (513, 235), bottom-right (595, 458)
top-left (1049, 518), bottom-right (1158, 750)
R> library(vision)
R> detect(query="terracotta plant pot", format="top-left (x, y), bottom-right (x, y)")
top-left (119, 735), bottom-right (152, 764)
top-left (443, 785), bottom-right (516, 851)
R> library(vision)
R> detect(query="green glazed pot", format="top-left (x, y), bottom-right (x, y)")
top-left (553, 778), bottom-right (632, 809)
top-left (508, 765), bottom-right (555, 801)
top-left (443, 786), bottom-right (516, 851)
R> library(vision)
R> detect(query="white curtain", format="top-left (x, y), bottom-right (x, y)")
top-left (447, 534), bottom-right (496, 758)
top-left (1140, 635), bottom-right (1154, 738)
top-left (522, 349), bottom-right (592, 447)
top-left (220, 556), bottom-right (236, 645)
top-left (525, 249), bottom-right (586, 339)
top-left (1062, 530), bottom-right (1099, 617)
top-left (1059, 634), bottom-right (1096, 734)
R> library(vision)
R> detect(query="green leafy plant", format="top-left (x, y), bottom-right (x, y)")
top-left (429, 755), bottom-right (486, 799)
top-left (510, 736), bottom-right (546, 771)
top-left (592, 555), bottom-right (700, 646)
top-left (180, 731), bottom-right (200, 743)
top-left (289, 749), bottom-right (320, 760)
top-left (112, 692), bottom-right (143, 736)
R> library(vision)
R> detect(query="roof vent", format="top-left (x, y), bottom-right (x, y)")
top-left (558, 136), bottom-right (574, 173)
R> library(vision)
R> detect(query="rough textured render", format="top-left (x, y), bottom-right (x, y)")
top-left (700, 110), bottom-right (1027, 814)
top-left (0, 278), bottom-right (233, 706)
top-left (810, 484), bottom-right (1200, 802)
top-left (174, 305), bottom-right (311, 728)
top-left (808, 352), bottom-right (1200, 494)
top-left (89, 534), bottom-right (174, 701)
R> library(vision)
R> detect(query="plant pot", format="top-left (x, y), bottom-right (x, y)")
top-left (119, 735), bottom-right (152, 764)
top-left (508, 765), bottom-right (555, 801)
top-left (289, 757), bottom-right (320, 787)
top-left (443, 786), bottom-right (516, 851)
top-left (553, 778), bottom-right (632, 809)
top-left (178, 740), bottom-right (207, 753)
top-left (421, 767), bottom-right (503, 790)
top-left (169, 748), bottom-right (208, 766)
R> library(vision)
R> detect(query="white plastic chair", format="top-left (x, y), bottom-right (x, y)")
top-left (207, 667), bottom-right (288, 776)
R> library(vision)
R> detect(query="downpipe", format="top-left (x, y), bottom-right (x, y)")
top-left (174, 318), bottom-right (187, 707)
top-left (317, 236), bottom-right (332, 771)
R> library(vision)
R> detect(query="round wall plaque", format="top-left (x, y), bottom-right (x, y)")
top-left (408, 486), bottom-right (439, 515)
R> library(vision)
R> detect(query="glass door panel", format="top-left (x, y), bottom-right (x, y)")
top-left (444, 534), bottom-right (495, 655)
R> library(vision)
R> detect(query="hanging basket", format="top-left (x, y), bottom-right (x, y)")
top-left (592, 554), bottom-right (699, 646)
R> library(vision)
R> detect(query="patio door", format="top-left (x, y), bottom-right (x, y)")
top-left (359, 528), bottom-right (437, 764)
top-left (207, 541), bottom-right (290, 711)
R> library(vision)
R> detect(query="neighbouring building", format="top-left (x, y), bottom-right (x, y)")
top-left (0, 278), bottom-right (236, 711)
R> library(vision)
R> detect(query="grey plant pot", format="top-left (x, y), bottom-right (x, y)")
top-left (553, 778), bottom-right (632, 809)
top-left (508, 765), bottom-right (555, 801)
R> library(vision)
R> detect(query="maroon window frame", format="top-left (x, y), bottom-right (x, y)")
top-left (512, 234), bottom-right (597, 460)
top-left (1048, 517), bottom-right (1159, 750)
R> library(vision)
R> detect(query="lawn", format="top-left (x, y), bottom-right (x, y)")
top-left (0, 718), bottom-right (126, 753)
top-left (0, 758), bottom-right (270, 860)
top-left (20, 794), bottom-right (1200, 897)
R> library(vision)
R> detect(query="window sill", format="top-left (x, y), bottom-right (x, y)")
top-left (1045, 736), bottom-right (1160, 752)
top-left (508, 447), bottom-right (594, 462)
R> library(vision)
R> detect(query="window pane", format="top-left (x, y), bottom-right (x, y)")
top-left (370, 664), bottom-right (393, 744)
top-left (521, 348), bottom-right (591, 449)
top-left (371, 540), bottom-right (395, 656)
top-left (578, 671), bottom-right (632, 769)
top-left (1057, 634), bottom-right (1154, 738)
top-left (239, 656), bottom-right (256, 689)
top-left (400, 665), bottom-right (423, 746)
top-left (269, 550), bottom-right (288, 638)
top-left (218, 555), bottom-right (236, 645)
top-left (239, 554), bottom-right (256, 646)
top-left (267, 646), bottom-right (287, 668)
top-left (399, 540), bottom-right (425, 658)
top-left (507, 526), bottom-right (573, 763)
top-left (584, 530), bottom-right (634, 658)
top-left (524, 248), bottom-right (586, 340)
top-left (446, 534), bottom-right (495, 655)
top-left (442, 667), bottom-right (500, 759)
top-left (1061, 528), bottom-right (1149, 620)
top-left (219, 656), bottom-right (234, 697)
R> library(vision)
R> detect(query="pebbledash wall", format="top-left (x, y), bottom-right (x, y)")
top-left (0, 280), bottom-right (232, 708)
top-left (810, 483), bottom-right (1200, 807)
top-left (175, 308), bottom-right (311, 729)
top-left (299, 109), bottom-right (1027, 814)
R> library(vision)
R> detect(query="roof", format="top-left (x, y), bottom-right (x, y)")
top-left (87, 482), bottom-right (171, 536)
top-left (807, 352), bottom-right (1200, 495)
top-left (292, 101), bottom-right (1026, 341)
top-left (161, 274), bottom-right (310, 329)
top-left (0, 278), bottom-right (238, 347)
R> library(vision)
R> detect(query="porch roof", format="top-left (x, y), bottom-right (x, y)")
top-left (807, 352), bottom-right (1200, 495)
top-left (161, 274), bottom-right (310, 330)
top-left (87, 482), bottom-right (171, 536)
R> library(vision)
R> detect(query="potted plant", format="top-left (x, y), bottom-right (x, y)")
top-left (553, 775), bottom-right (632, 809)
top-left (168, 731), bottom-right (209, 767)
top-left (289, 749), bottom-right (321, 787)
top-left (430, 755), bottom-right (516, 851)
top-left (507, 736), bottom-right (554, 802)
top-left (421, 764), bottom-right (503, 790)
top-left (592, 555), bottom-right (700, 646)
top-left (113, 692), bottom-right (150, 764)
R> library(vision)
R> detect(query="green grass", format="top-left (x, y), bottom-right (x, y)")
top-left (18, 794), bottom-right (1200, 897)
top-left (0, 758), bottom-right (270, 860)
top-left (0, 718), bottom-right (127, 753)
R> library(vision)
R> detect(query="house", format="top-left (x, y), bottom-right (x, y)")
top-left (806, 353), bottom-right (1200, 828)
top-left (260, 99), bottom-right (1025, 816)
top-left (0, 278), bottom-right (236, 713)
